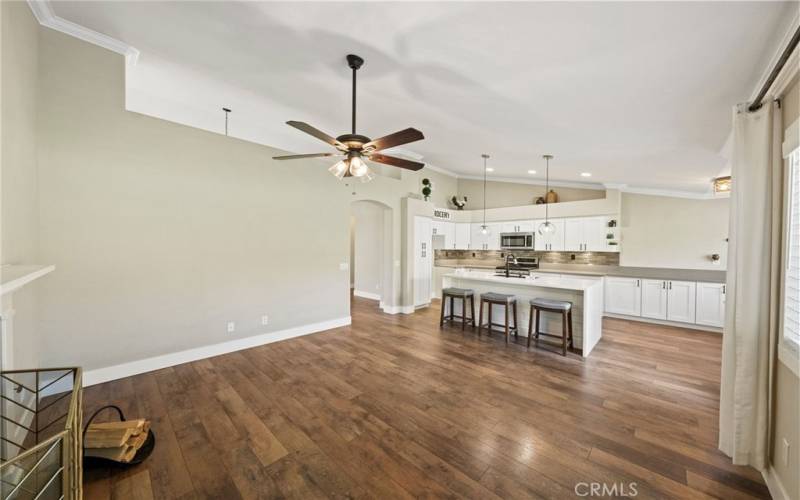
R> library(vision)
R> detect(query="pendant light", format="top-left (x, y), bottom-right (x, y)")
top-left (538, 154), bottom-right (556, 236)
top-left (480, 154), bottom-right (490, 235)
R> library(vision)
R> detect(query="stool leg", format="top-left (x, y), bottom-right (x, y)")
top-left (534, 309), bottom-right (541, 346)
top-left (478, 300), bottom-right (484, 336)
top-left (504, 305), bottom-right (509, 345)
top-left (512, 301), bottom-right (518, 338)
top-left (470, 296), bottom-right (476, 328)
top-left (461, 297), bottom-right (466, 331)
top-left (527, 305), bottom-right (533, 348)
top-left (449, 296), bottom-right (454, 323)
top-left (488, 303), bottom-right (493, 336)
top-left (439, 295), bottom-right (446, 327)
top-left (561, 311), bottom-right (567, 356)
top-left (567, 309), bottom-right (574, 349)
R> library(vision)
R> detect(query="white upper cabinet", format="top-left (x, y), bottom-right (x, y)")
top-left (454, 223), bottom-right (471, 250)
top-left (533, 219), bottom-right (565, 251)
top-left (470, 223), bottom-right (501, 250)
top-left (666, 280), bottom-right (696, 323)
top-left (501, 221), bottom-right (534, 233)
top-left (564, 217), bottom-right (616, 252)
top-left (696, 282), bottom-right (725, 327)
top-left (641, 279), bottom-right (668, 320)
top-left (605, 277), bottom-right (642, 316)
top-left (431, 221), bottom-right (455, 249)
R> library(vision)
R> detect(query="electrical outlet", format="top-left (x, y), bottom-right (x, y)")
top-left (227, 321), bottom-right (235, 333)
top-left (261, 315), bottom-right (269, 326)
top-left (783, 438), bottom-right (790, 466)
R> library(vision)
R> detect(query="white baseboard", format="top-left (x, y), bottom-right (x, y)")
top-left (763, 466), bottom-right (790, 500)
top-left (380, 304), bottom-right (415, 315)
top-left (603, 313), bottom-right (722, 333)
top-left (353, 290), bottom-right (381, 301)
top-left (83, 316), bottom-right (351, 386)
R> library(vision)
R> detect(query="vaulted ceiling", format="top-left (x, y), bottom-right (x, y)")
top-left (51, 1), bottom-right (797, 194)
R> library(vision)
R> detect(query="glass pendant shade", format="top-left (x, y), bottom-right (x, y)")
top-left (480, 225), bottom-right (489, 235)
top-left (348, 156), bottom-right (368, 177)
top-left (358, 167), bottom-right (375, 183)
top-left (328, 160), bottom-right (348, 180)
top-left (538, 221), bottom-right (556, 235)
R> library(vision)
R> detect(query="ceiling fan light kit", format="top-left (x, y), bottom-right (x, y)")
top-left (273, 54), bottom-right (425, 183)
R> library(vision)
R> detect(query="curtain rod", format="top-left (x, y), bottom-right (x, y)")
top-left (749, 25), bottom-right (800, 112)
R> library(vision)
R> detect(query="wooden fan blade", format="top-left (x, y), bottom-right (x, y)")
top-left (368, 153), bottom-right (425, 171)
top-left (286, 121), bottom-right (346, 150)
top-left (272, 153), bottom-right (339, 160)
top-left (363, 128), bottom-right (424, 152)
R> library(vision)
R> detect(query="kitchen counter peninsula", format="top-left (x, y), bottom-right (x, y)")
top-left (442, 271), bottom-right (604, 357)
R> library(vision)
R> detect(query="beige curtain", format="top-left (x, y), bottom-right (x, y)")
top-left (719, 100), bottom-right (782, 470)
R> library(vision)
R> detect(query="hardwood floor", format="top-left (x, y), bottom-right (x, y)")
top-left (83, 296), bottom-right (767, 499)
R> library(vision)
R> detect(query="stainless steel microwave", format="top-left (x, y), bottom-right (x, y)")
top-left (500, 232), bottom-right (535, 249)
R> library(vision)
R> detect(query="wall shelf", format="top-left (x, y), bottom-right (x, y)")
top-left (1, 264), bottom-right (55, 296)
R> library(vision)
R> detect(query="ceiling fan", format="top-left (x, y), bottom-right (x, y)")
top-left (272, 54), bottom-right (425, 183)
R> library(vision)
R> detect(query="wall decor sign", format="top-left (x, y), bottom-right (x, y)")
top-left (433, 209), bottom-right (451, 220)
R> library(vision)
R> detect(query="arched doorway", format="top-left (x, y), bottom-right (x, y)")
top-left (350, 200), bottom-right (393, 311)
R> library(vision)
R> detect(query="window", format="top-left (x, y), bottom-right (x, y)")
top-left (784, 147), bottom-right (800, 350)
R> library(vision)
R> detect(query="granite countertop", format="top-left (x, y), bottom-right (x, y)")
top-left (435, 262), bottom-right (726, 283)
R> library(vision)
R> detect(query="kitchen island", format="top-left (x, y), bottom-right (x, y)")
top-left (442, 271), bottom-right (604, 357)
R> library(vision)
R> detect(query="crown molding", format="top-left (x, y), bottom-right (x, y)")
top-left (458, 174), bottom-right (604, 190)
top-left (609, 184), bottom-right (719, 200)
top-left (27, 0), bottom-right (140, 65)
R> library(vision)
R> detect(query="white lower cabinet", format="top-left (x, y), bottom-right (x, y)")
top-left (696, 282), bottom-right (725, 327)
top-left (666, 280), bottom-right (696, 323)
top-left (641, 279), bottom-right (668, 320)
top-left (605, 277), bottom-right (642, 316)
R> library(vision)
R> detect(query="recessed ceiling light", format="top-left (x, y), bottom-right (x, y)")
top-left (485, 167), bottom-right (494, 172)
top-left (528, 170), bottom-right (537, 174)
top-left (581, 172), bottom-right (592, 177)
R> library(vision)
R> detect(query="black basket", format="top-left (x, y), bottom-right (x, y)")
top-left (82, 405), bottom-right (155, 467)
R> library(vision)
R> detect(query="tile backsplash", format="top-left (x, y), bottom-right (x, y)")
top-left (434, 249), bottom-right (620, 267)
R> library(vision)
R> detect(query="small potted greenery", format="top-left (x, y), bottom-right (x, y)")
top-left (421, 178), bottom-right (433, 201)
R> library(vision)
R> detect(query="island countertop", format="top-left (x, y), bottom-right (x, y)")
top-left (443, 271), bottom-right (602, 291)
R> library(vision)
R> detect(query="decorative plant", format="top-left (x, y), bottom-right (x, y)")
top-left (451, 195), bottom-right (468, 210)
top-left (421, 178), bottom-right (433, 201)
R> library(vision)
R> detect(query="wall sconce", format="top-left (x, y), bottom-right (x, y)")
top-left (713, 176), bottom-right (731, 195)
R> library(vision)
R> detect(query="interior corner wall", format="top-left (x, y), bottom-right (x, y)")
top-left (1, 1), bottom-right (41, 369)
top-left (34, 27), bottom-right (354, 372)
top-left (620, 193), bottom-right (729, 270)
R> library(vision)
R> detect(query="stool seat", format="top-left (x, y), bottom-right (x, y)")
top-left (440, 288), bottom-right (476, 331)
top-left (530, 298), bottom-right (572, 311)
top-left (481, 292), bottom-right (516, 303)
top-left (443, 287), bottom-right (474, 297)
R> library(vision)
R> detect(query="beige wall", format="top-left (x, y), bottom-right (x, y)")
top-left (351, 201), bottom-right (385, 297)
top-left (1, 2), bottom-right (41, 369)
top-left (620, 193), bottom-right (729, 270)
top-left (35, 28), bottom-right (356, 370)
top-left (456, 178), bottom-right (604, 210)
top-left (773, 75), bottom-right (799, 500)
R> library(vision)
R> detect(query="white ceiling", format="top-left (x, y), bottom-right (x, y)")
top-left (50, 1), bottom-right (797, 194)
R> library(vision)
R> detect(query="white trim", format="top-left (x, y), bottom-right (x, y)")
top-left (778, 341), bottom-right (800, 378)
top-left (423, 163), bottom-right (460, 179)
top-left (380, 304), bottom-right (415, 315)
top-left (353, 290), bottom-right (381, 301)
top-left (1, 265), bottom-right (55, 296)
top-left (82, 316), bottom-right (351, 386)
top-left (750, 11), bottom-right (800, 103)
top-left (26, 0), bottom-right (140, 65)
top-left (603, 313), bottom-right (722, 333)
top-left (762, 466), bottom-right (790, 500)
top-left (460, 174), bottom-right (604, 190)
top-left (784, 119), bottom-right (799, 158)
top-left (609, 184), bottom-right (717, 200)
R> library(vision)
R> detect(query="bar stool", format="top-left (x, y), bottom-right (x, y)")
top-left (440, 288), bottom-right (476, 330)
top-left (527, 298), bottom-right (574, 356)
top-left (477, 292), bottom-right (518, 344)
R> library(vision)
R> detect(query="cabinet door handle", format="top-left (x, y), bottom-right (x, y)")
top-left (662, 281), bottom-right (665, 289)
top-left (722, 285), bottom-right (726, 294)
top-left (636, 279), bottom-right (640, 287)
top-left (669, 281), bottom-right (672, 290)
